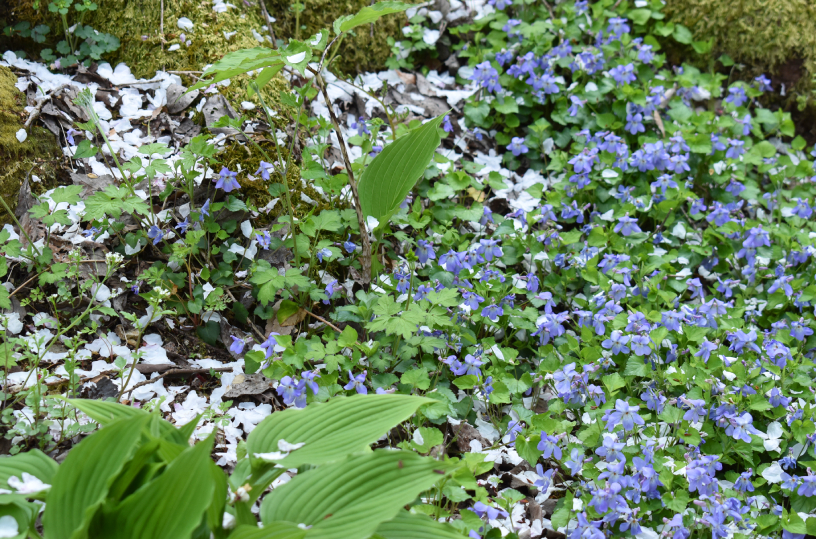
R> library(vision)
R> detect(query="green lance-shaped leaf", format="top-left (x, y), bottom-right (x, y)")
top-left (260, 451), bottom-right (452, 539)
top-left (247, 394), bottom-right (431, 470)
top-left (333, 1), bottom-right (412, 34)
top-left (0, 450), bottom-right (59, 492)
top-left (43, 415), bottom-right (150, 539)
top-left (357, 115), bottom-right (445, 226)
top-left (90, 436), bottom-right (218, 539)
top-left (373, 511), bottom-right (466, 539)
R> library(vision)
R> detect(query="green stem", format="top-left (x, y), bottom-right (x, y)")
top-left (0, 196), bottom-right (42, 259)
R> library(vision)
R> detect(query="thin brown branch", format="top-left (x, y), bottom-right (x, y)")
top-left (9, 273), bottom-right (39, 298)
top-left (125, 366), bottom-right (233, 399)
top-left (258, 0), bottom-right (278, 45)
top-left (312, 68), bottom-right (373, 285)
top-left (303, 309), bottom-right (342, 333)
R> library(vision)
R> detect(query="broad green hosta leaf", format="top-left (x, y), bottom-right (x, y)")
top-left (357, 115), bottom-right (445, 225)
top-left (90, 437), bottom-right (217, 539)
top-left (43, 416), bottom-right (149, 539)
top-left (189, 47), bottom-right (282, 92)
top-left (226, 523), bottom-right (306, 539)
top-left (59, 398), bottom-right (190, 446)
top-left (333, 1), bottom-right (411, 33)
top-left (260, 451), bottom-right (451, 539)
top-left (247, 394), bottom-right (431, 469)
top-left (374, 511), bottom-right (465, 539)
top-left (0, 449), bottom-right (58, 491)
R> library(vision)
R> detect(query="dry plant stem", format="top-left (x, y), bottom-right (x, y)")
top-left (258, 0), bottom-right (278, 44)
top-left (314, 72), bottom-right (372, 285)
top-left (303, 309), bottom-right (343, 332)
top-left (25, 84), bottom-right (70, 129)
top-left (124, 367), bottom-right (233, 399)
top-left (10, 273), bottom-right (39, 298)
top-left (160, 0), bottom-right (165, 51)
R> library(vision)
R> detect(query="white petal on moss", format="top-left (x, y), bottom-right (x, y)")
top-left (15, 128), bottom-right (27, 143)
top-left (177, 17), bottom-right (194, 31)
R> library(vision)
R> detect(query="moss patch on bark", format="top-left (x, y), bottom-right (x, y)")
top-left (664, 0), bottom-right (816, 105)
top-left (0, 66), bottom-right (63, 223)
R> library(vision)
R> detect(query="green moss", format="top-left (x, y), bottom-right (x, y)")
top-left (218, 139), bottom-right (329, 227)
top-left (263, 0), bottom-right (408, 74)
top-left (2, 0), bottom-right (406, 77)
top-left (0, 66), bottom-right (63, 223)
top-left (664, 0), bottom-right (816, 103)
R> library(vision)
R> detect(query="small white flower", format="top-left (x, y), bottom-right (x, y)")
top-left (154, 287), bottom-right (170, 298)
top-left (15, 129), bottom-right (27, 143)
top-left (105, 252), bottom-right (124, 268)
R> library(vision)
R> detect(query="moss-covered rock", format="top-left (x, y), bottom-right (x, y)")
top-left (664, 0), bottom-right (816, 104)
top-left (1, 0), bottom-right (407, 77)
top-left (218, 140), bottom-right (330, 227)
top-left (263, 0), bottom-right (408, 74)
top-left (0, 66), bottom-right (63, 223)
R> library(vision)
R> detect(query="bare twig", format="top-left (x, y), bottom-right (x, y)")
top-left (311, 68), bottom-right (373, 285)
top-left (117, 78), bottom-right (164, 87)
top-left (9, 273), bottom-right (39, 298)
top-left (160, 0), bottom-right (165, 51)
top-left (303, 309), bottom-right (343, 333)
top-left (258, 0), bottom-right (278, 45)
top-left (542, 0), bottom-right (555, 19)
top-left (24, 84), bottom-right (70, 129)
top-left (125, 366), bottom-right (233, 398)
